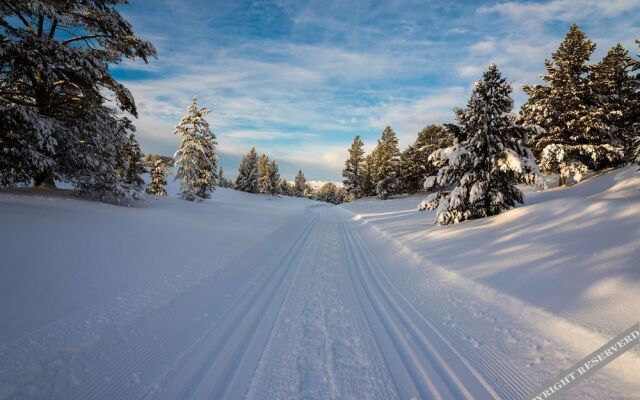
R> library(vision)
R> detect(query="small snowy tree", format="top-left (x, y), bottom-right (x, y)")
top-left (374, 126), bottom-right (401, 199)
top-left (173, 99), bottom-right (218, 201)
top-left (145, 155), bottom-right (173, 197)
top-left (422, 64), bottom-right (542, 225)
top-left (293, 170), bottom-right (306, 197)
top-left (279, 179), bottom-right (293, 196)
top-left (342, 135), bottom-right (365, 199)
top-left (236, 147), bottom-right (260, 193)
top-left (521, 24), bottom-right (622, 185)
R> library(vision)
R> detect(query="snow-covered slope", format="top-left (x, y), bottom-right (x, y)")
top-left (0, 167), bottom-right (638, 399)
top-left (340, 166), bottom-right (640, 398)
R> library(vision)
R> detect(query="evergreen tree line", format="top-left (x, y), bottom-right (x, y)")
top-left (343, 24), bottom-right (639, 224)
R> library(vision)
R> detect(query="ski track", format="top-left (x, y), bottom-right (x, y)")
top-left (1, 204), bottom-right (541, 400)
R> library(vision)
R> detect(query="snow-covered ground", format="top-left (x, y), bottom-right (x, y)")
top-left (0, 167), bottom-right (638, 399)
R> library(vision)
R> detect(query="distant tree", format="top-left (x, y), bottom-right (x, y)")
top-left (317, 182), bottom-right (347, 204)
top-left (217, 166), bottom-right (234, 188)
top-left (235, 147), bottom-right (260, 193)
top-left (342, 135), bottom-right (365, 199)
top-left (144, 155), bottom-right (173, 197)
top-left (422, 65), bottom-right (541, 225)
top-left (521, 24), bottom-right (622, 185)
top-left (374, 126), bottom-right (401, 199)
top-left (258, 154), bottom-right (270, 193)
top-left (0, 0), bottom-right (155, 197)
top-left (173, 99), bottom-right (218, 201)
top-left (293, 170), bottom-right (306, 197)
top-left (265, 159), bottom-right (281, 195)
top-left (279, 179), bottom-right (293, 196)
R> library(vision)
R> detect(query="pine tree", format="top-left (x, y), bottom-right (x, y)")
top-left (0, 1), bottom-right (155, 196)
top-left (589, 43), bottom-right (640, 161)
top-left (342, 135), bottom-right (365, 199)
top-left (317, 182), bottom-right (346, 204)
top-left (144, 155), bottom-right (173, 197)
top-left (521, 24), bottom-right (621, 185)
top-left (235, 147), bottom-right (260, 193)
top-left (293, 170), bottom-right (306, 197)
top-left (266, 160), bottom-right (281, 195)
top-left (258, 154), bottom-right (270, 193)
top-left (173, 99), bottom-right (218, 201)
top-left (421, 64), bottom-right (541, 225)
top-left (118, 133), bottom-right (146, 187)
top-left (374, 126), bottom-right (401, 199)
top-left (359, 154), bottom-right (376, 197)
top-left (279, 179), bottom-right (293, 196)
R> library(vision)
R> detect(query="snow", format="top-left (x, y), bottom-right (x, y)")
top-left (341, 165), bottom-right (640, 398)
top-left (1, 167), bottom-right (639, 399)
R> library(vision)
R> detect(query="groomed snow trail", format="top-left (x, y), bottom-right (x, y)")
top-left (158, 205), bottom-right (500, 400)
top-left (0, 202), bottom-right (508, 400)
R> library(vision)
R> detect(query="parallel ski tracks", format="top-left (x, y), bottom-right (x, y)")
top-left (340, 220), bottom-right (501, 400)
top-left (157, 209), bottom-right (321, 399)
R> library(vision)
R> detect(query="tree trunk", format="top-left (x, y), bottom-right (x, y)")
top-left (33, 169), bottom-right (56, 188)
top-left (558, 175), bottom-right (566, 187)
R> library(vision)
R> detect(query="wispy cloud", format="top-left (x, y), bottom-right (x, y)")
top-left (117, 0), bottom-right (640, 180)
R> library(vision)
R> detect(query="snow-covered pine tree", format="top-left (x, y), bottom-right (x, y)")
top-left (266, 160), bottom-right (280, 196)
top-left (359, 154), bottom-right (376, 197)
top-left (521, 24), bottom-right (622, 185)
top-left (293, 170), bottom-right (306, 197)
top-left (342, 135), bottom-right (365, 199)
top-left (374, 126), bottom-right (401, 199)
top-left (218, 166), bottom-right (226, 187)
top-left (398, 125), bottom-right (451, 194)
top-left (118, 133), bottom-right (146, 187)
top-left (258, 154), bottom-right (270, 193)
top-left (0, 0), bottom-right (155, 196)
top-left (173, 99), bottom-right (218, 201)
top-left (589, 43), bottom-right (640, 161)
top-left (421, 64), bottom-right (542, 225)
top-left (279, 179), bottom-right (293, 196)
top-left (145, 155), bottom-right (173, 197)
top-left (235, 147), bottom-right (260, 193)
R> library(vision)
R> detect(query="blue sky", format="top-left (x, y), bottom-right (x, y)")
top-left (113, 0), bottom-right (640, 182)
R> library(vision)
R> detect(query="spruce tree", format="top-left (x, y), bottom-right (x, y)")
top-left (0, 0), bottom-right (155, 196)
top-left (342, 135), bottom-right (365, 199)
top-left (118, 133), bottom-right (146, 187)
top-left (374, 126), bottom-right (401, 200)
top-left (265, 160), bottom-right (281, 195)
top-left (422, 64), bottom-right (541, 225)
top-left (359, 154), bottom-right (376, 197)
top-left (521, 24), bottom-right (621, 185)
top-left (235, 147), bottom-right (260, 193)
top-left (258, 154), bottom-right (270, 193)
top-left (293, 170), bottom-right (307, 197)
top-left (173, 98), bottom-right (218, 201)
top-left (589, 43), bottom-right (640, 161)
top-left (145, 155), bottom-right (173, 197)
top-left (279, 179), bottom-right (293, 196)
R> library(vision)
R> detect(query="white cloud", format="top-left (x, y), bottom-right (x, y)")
top-left (479, 0), bottom-right (640, 23)
top-left (457, 65), bottom-right (484, 78)
top-left (470, 40), bottom-right (496, 54)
